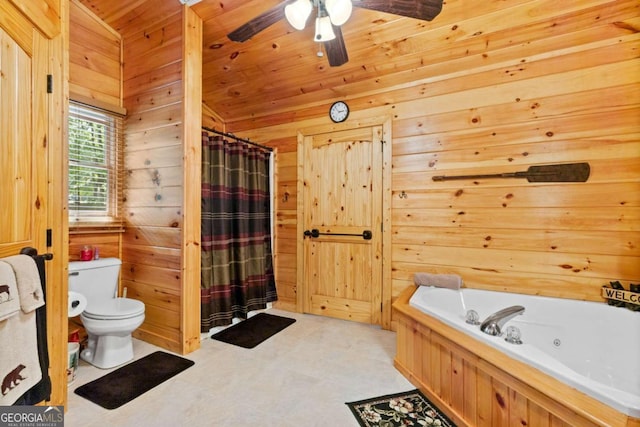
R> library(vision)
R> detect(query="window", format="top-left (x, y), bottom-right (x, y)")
top-left (68, 102), bottom-right (124, 229)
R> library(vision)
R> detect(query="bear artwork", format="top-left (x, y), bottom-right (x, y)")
top-left (1, 364), bottom-right (27, 396)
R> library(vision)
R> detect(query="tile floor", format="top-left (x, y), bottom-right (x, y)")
top-left (65, 309), bottom-right (414, 426)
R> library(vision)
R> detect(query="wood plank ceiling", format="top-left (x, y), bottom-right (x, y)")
top-left (191, 0), bottom-right (452, 122)
top-left (75, 0), bottom-right (473, 123)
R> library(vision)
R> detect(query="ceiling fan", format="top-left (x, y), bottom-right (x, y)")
top-left (227, 0), bottom-right (444, 67)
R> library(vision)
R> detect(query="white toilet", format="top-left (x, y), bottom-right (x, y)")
top-left (68, 258), bottom-right (145, 369)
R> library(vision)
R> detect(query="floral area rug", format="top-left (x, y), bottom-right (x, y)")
top-left (346, 389), bottom-right (457, 427)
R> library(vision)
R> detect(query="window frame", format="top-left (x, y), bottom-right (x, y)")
top-left (68, 101), bottom-right (124, 231)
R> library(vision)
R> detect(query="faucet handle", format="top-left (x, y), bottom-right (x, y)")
top-left (504, 326), bottom-right (523, 344)
top-left (465, 309), bottom-right (480, 325)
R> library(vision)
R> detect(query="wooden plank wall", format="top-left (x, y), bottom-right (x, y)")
top-left (68, 0), bottom-right (122, 110)
top-left (272, 137), bottom-right (299, 311)
top-left (67, 0), bottom-right (122, 261)
top-left (180, 7), bottom-right (203, 353)
top-left (119, 2), bottom-right (198, 353)
top-left (8, 0), bottom-right (60, 39)
top-left (223, 0), bottom-right (640, 318)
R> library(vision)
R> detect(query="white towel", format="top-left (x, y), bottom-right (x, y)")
top-left (414, 272), bottom-right (462, 290)
top-left (0, 256), bottom-right (42, 404)
top-left (2, 255), bottom-right (44, 313)
top-left (0, 262), bottom-right (20, 321)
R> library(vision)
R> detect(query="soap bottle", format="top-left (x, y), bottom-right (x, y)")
top-left (93, 246), bottom-right (100, 260)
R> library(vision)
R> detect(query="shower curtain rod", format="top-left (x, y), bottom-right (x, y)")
top-left (202, 126), bottom-right (273, 152)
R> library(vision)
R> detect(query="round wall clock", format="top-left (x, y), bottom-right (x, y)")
top-left (329, 101), bottom-right (349, 123)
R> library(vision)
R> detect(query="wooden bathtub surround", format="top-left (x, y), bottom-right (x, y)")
top-left (393, 286), bottom-right (640, 427)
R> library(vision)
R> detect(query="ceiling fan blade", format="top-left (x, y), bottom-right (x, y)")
top-left (353, 0), bottom-right (443, 21)
top-left (227, 1), bottom-right (293, 42)
top-left (324, 26), bottom-right (349, 67)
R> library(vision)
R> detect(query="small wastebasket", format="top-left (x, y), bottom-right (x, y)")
top-left (67, 342), bottom-right (80, 385)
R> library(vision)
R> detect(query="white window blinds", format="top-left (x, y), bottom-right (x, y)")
top-left (68, 102), bottom-right (124, 229)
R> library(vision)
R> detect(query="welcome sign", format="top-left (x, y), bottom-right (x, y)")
top-left (602, 287), bottom-right (640, 306)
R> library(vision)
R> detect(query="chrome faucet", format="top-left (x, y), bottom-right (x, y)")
top-left (480, 305), bottom-right (525, 336)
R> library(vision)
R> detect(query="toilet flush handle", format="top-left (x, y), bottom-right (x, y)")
top-left (69, 271), bottom-right (79, 276)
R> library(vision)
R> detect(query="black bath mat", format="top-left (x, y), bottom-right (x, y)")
top-left (346, 389), bottom-right (457, 427)
top-left (211, 312), bottom-right (296, 348)
top-left (74, 351), bottom-right (194, 409)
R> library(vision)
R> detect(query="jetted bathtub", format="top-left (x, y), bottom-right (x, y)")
top-left (393, 285), bottom-right (640, 426)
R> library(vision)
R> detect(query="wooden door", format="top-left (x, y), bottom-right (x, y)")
top-left (301, 125), bottom-right (384, 324)
top-left (0, 0), bottom-right (67, 406)
top-left (0, 16), bottom-right (48, 261)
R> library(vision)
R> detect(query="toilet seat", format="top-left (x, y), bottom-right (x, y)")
top-left (83, 298), bottom-right (145, 320)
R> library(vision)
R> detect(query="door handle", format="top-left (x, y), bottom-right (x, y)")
top-left (303, 229), bottom-right (320, 238)
top-left (304, 228), bottom-right (372, 240)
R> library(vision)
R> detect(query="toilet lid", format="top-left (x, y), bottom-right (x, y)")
top-left (83, 298), bottom-right (145, 320)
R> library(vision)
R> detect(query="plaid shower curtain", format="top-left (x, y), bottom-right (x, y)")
top-left (201, 132), bottom-right (277, 331)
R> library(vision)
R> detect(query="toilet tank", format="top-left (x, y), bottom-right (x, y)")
top-left (68, 258), bottom-right (122, 303)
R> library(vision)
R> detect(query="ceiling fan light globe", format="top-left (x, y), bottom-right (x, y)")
top-left (285, 0), bottom-right (313, 30)
top-left (325, 0), bottom-right (352, 26)
top-left (314, 16), bottom-right (336, 42)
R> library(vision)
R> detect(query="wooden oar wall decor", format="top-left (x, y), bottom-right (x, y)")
top-left (431, 162), bottom-right (590, 182)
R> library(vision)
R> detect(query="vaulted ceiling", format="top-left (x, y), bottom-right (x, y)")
top-left (74, 0), bottom-right (498, 123)
top-left (191, 0), bottom-right (450, 122)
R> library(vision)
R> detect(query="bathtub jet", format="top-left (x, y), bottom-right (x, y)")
top-left (480, 305), bottom-right (525, 336)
